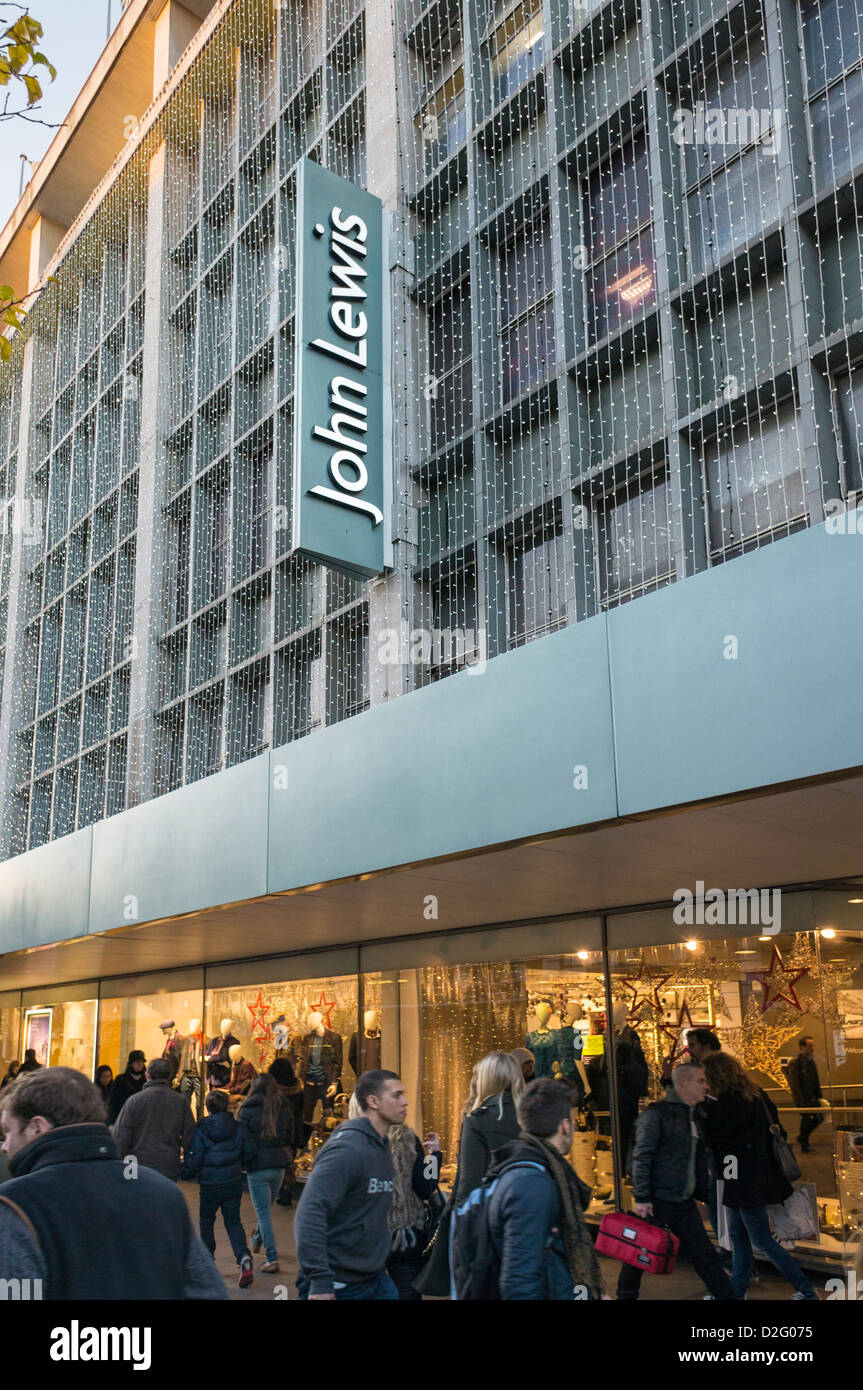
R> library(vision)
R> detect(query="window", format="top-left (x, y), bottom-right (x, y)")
top-left (703, 399), bottom-right (807, 558)
top-left (499, 221), bottom-right (555, 404)
top-left (584, 133), bottom-right (655, 343)
top-left (597, 470), bottom-right (674, 607)
top-left (167, 496), bottom-right (190, 628)
top-left (230, 665), bottom-right (268, 764)
top-left (802, 0), bottom-right (863, 190)
top-left (429, 567), bottom-right (479, 677)
top-left (489, 0), bottom-right (545, 104)
top-left (276, 635), bottom-right (318, 742)
top-left (427, 281), bottom-right (472, 449)
top-left (835, 362), bottom-right (863, 496)
top-left (509, 530), bottom-right (567, 644)
top-left (327, 609), bottom-right (368, 722)
top-left (418, 67), bottom-right (467, 172)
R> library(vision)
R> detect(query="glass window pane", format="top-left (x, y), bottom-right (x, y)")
top-left (510, 531), bottom-right (567, 642)
top-left (704, 400), bottom-right (807, 554)
top-left (501, 299), bottom-right (555, 402)
top-left (688, 146), bottom-right (781, 273)
top-left (802, 0), bottom-right (863, 94)
top-left (585, 131), bottom-right (651, 262)
top-left (598, 470), bottom-right (673, 605)
top-left (684, 32), bottom-right (773, 186)
top-left (837, 363), bottom-right (863, 495)
top-left (587, 229), bottom-right (656, 344)
top-left (809, 67), bottom-right (863, 193)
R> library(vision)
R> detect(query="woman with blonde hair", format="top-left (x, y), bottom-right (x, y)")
top-left (454, 1051), bottom-right (524, 1203)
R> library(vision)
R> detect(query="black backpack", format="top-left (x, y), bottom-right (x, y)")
top-left (450, 1160), bottom-right (547, 1300)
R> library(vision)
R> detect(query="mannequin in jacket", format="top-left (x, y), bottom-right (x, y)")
top-left (227, 1043), bottom-right (257, 1097)
top-left (177, 1017), bottom-right (205, 1115)
top-left (526, 1001), bottom-right (560, 1078)
top-left (585, 1002), bottom-right (649, 1165)
top-left (290, 1010), bottom-right (343, 1124)
top-left (349, 1009), bottom-right (382, 1075)
top-left (205, 1018), bottom-right (239, 1090)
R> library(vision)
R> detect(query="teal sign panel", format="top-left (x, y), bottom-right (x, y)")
top-left (293, 159), bottom-right (386, 577)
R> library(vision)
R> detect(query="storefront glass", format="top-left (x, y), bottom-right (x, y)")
top-left (98, 972), bottom-right (205, 1080)
top-left (21, 984), bottom-right (98, 1075)
top-left (0, 998), bottom-right (21, 1074)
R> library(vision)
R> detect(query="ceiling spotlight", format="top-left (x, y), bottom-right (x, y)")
top-left (820, 928), bottom-right (836, 939)
top-left (758, 935), bottom-right (772, 942)
top-left (685, 940), bottom-right (698, 951)
top-left (847, 898), bottom-right (863, 904)
top-left (576, 950), bottom-right (589, 961)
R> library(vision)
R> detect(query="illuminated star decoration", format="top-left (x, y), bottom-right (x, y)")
top-left (246, 990), bottom-right (273, 1061)
top-left (753, 945), bottom-right (810, 1014)
top-left (313, 990), bottom-right (336, 1030)
top-left (661, 999), bottom-right (694, 1065)
top-left (619, 965), bottom-right (671, 1025)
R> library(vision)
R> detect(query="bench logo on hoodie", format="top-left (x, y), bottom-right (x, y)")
top-left (367, 1177), bottom-right (393, 1193)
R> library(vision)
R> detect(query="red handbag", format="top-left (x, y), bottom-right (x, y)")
top-left (595, 1210), bottom-right (680, 1274)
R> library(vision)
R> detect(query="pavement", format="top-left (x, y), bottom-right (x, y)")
top-left (181, 1184), bottom-right (833, 1302)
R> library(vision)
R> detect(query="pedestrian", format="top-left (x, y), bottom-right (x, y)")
top-left (785, 1036), bottom-right (827, 1153)
top-left (294, 1068), bottom-right (407, 1300)
top-left (702, 1051), bottom-right (819, 1300)
top-left (0, 1061), bottom-right (20, 1090)
top-left (617, 1058), bottom-right (738, 1301)
top-left (385, 1118), bottom-right (442, 1300)
top-left (93, 1065), bottom-right (113, 1108)
top-left (112, 1056), bottom-right (195, 1181)
top-left (19, 1049), bottom-right (42, 1073)
top-left (269, 1057), bottom-right (304, 1157)
top-left (480, 1078), bottom-right (605, 1300)
top-left (106, 1050), bottom-right (147, 1125)
top-left (510, 1047), bottom-right (536, 1084)
top-left (184, 1088), bottom-right (257, 1288)
top-left (0, 1067), bottom-right (227, 1299)
top-left (238, 1073), bottom-right (293, 1274)
top-left (454, 1051), bottom-right (524, 1203)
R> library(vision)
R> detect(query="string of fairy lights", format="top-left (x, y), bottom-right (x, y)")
top-left (0, 0), bottom-right (861, 855)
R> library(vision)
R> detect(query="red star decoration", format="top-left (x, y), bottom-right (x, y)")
top-left (661, 1000), bottom-right (694, 1065)
top-left (620, 965), bottom-right (672, 1024)
top-left (247, 990), bottom-right (271, 1040)
top-left (313, 990), bottom-right (336, 1030)
top-left (753, 945), bottom-right (809, 1014)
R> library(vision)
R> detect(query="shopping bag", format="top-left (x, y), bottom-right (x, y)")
top-left (766, 1181), bottom-right (819, 1243)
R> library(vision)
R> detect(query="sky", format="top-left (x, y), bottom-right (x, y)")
top-left (0, 1), bottom-right (121, 229)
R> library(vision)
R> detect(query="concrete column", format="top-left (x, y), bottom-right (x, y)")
top-left (126, 141), bottom-right (170, 807)
top-left (27, 216), bottom-right (66, 294)
top-left (153, 1), bottom-right (202, 97)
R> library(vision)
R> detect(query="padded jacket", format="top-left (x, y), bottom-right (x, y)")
top-left (184, 1112), bottom-right (257, 1187)
top-left (485, 1141), bottom-right (593, 1300)
top-left (237, 1092), bottom-right (293, 1171)
top-left (630, 1092), bottom-right (713, 1204)
top-left (112, 1080), bottom-right (195, 1181)
top-left (454, 1090), bottom-right (520, 1204)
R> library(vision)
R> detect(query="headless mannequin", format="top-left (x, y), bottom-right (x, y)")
top-left (586, 1001), bottom-right (648, 1161)
top-left (206, 1017), bottom-right (239, 1089)
top-left (349, 1008), bottom-right (382, 1075)
top-left (526, 1001), bottom-right (560, 1078)
top-left (178, 1017), bottom-right (205, 1114)
top-left (227, 1041), bottom-right (257, 1098)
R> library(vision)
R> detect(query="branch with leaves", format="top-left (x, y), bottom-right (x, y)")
top-left (0, 7), bottom-right (55, 119)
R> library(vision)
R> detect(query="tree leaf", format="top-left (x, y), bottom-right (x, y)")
top-left (0, 286), bottom-right (14, 301)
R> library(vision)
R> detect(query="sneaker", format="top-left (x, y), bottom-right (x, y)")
top-left (251, 1233), bottom-right (263, 1254)
top-left (238, 1255), bottom-right (254, 1288)
top-left (260, 1260), bottom-right (280, 1273)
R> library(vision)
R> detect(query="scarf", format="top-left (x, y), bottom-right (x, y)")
top-left (387, 1125), bottom-right (426, 1242)
top-left (517, 1132), bottom-right (605, 1300)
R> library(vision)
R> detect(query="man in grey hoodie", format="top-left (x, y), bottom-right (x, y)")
top-left (295, 1069), bottom-right (407, 1300)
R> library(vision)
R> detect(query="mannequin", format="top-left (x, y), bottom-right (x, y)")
top-left (205, 1017), bottom-right (239, 1089)
top-left (158, 1020), bottom-right (181, 1082)
top-left (585, 1001), bottom-right (649, 1163)
top-left (272, 1016), bottom-right (291, 1055)
top-left (526, 1001), bottom-right (559, 1078)
top-left (177, 1017), bottom-right (205, 1113)
top-left (227, 1042), bottom-right (257, 1096)
top-left (349, 1008), bottom-right (381, 1075)
top-left (290, 1009), bottom-right (343, 1126)
top-left (556, 1001), bottom-right (587, 1105)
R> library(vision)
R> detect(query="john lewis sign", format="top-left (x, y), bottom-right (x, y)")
top-left (293, 159), bottom-right (386, 577)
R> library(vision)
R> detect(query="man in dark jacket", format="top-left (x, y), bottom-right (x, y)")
top-left (485, 1079), bottom-right (605, 1300)
top-left (618, 1059), bottom-right (738, 1301)
top-left (294, 1069), bottom-right (405, 1300)
top-left (19, 1049), bottom-right (42, 1073)
top-left (185, 1089), bottom-right (257, 1287)
top-left (0, 1067), bottom-right (226, 1299)
top-left (112, 1056), bottom-right (195, 1180)
top-left (106, 1050), bottom-right (147, 1125)
top-left (786, 1036), bottom-right (826, 1152)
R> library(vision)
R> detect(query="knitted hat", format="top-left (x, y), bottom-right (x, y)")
top-left (268, 1058), bottom-right (296, 1087)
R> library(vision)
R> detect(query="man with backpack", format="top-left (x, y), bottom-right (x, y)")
top-left (451, 1078), bottom-right (606, 1300)
top-left (617, 1058), bottom-right (738, 1301)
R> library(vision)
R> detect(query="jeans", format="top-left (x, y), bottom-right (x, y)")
top-left (616, 1197), bottom-right (738, 1301)
top-left (179, 1071), bottom-right (203, 1116)
top-left (297, 1270), bottom-right (399, 1301)
top-left (798, 1111), bottom-right (825, 1148)
top-left (199, 1182), bottom-right (250, 1265)
top-left (727, 1205), bottom-right (816, 1298)
top-left (247, 1167), bottom-right (284, 1263)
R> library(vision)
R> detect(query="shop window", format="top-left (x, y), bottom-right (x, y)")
top-left (508, 528), bottom-right (567, 645)
top-left (427, 280), bottom-right (472, 450)
top-left (498, 220), bottom-right (556, 404)
top-left (488, 0), bottom-right (545, 105)
top-left (22, 996), bottom-right (97, 1075)
top-left (98, 984), bottom-right (205, 1087)
top-left (702, 399), bottom-right (807, 559)
top-left (584, 133), bottom-right (655, 343)
top-left (0, 1004), bottom-right (21, 1074)
top-left (596, 468), bottom-right (674, 608)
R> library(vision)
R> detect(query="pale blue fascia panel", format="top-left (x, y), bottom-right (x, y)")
top-left (0, 827), bottom-right (92, 955)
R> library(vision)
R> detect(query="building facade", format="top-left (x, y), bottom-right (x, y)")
top-left (1, 0), bottom-right (863, 1275)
